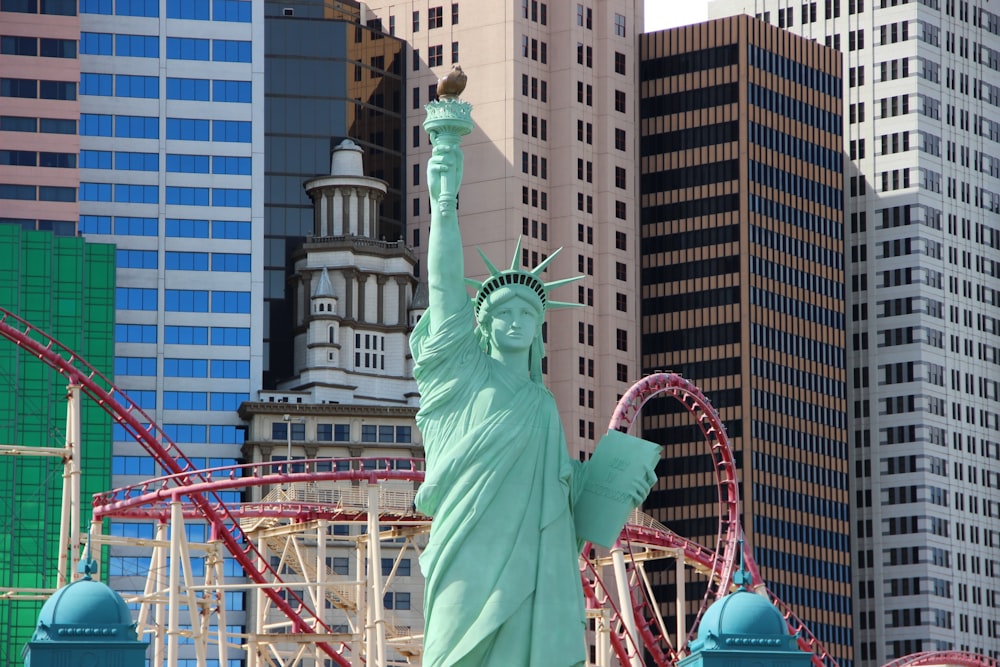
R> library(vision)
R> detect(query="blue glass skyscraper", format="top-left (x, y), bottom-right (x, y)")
top-left (77, 0), bottom-right (263, 648)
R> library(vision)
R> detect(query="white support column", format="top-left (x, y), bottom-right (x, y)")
top-left (64, 384), bottom-right (82, 581)
top-left (595, 607), bottom-right (612, 667)
top-left (610, 544), bottom-right (643, 667)
top-left (347, 188), bottom-right (359, 236)
top-left (318, 190), bottom-right (329, 236)
top-left (675, 549), bottom-right (686, 652)
top-left (250, 536), bottom-right (269, 667)
top-left (332, 190), bottom-right (344, 235)
top-left (207, 541), bottom-right (229, 667)
top-left (367, 482), bottom-right (386, 667)
top-left (354, 531), bottom-right (366, 667)
top-left (316, 520), bottom-right (328, 667)
top-left (167, 497), bottom-right (183, 667)
top-left (149, 521), bottom-right (169, 667)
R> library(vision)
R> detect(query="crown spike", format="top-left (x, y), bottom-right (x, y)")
top-left (464, 277), bottom-right (483, 290)
top-left (543, 275), bottom-right (585, 291)
top-left (509, 237), bottom-right (524, 271)
top-left (476, 248), bottom-right (502, 277)
top-left (531, 246), bottom-right (563, 275)
top-left (547, 300), bottom-right (584, 310)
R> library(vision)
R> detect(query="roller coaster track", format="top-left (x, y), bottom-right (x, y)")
top-left (6, 307), bottom-right (956, 667)
top-left (881, 652), bottom-right (999, 667)
top-left (0, 306), bottom-right (353, 666)
top-left (595, 372), bottom-right (840, 667)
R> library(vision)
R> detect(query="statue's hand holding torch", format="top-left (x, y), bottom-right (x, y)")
top-left (428, 140), bottom-right (464, 209)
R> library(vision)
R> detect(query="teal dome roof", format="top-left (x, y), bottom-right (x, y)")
top-left (33, 575), bottom-right (138, 643)
top-left (697, 588), bottom-right (789, 639)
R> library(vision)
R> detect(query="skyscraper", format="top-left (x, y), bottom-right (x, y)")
top-left (75, 0), bottom-right (262, 652)
top-left (361, 0), bottom-right (644, 452)
top-left (640, 15), bottom-right (851, 666)
top-left (0, 226), bottom-right (115, 666)
top-left (710, 1), bottom-right (1000, 663)
top-left (0, 0), bottom-right (80, 236)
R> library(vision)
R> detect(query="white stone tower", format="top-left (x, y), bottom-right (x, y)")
top-left (282, 139), bottom-right (418, 406)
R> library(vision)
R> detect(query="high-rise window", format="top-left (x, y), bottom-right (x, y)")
top-left (428, 44), bottom-right (443, 66)
top-left (614, 13), bottom-right (626, 37)
top-left (428, 6), bottom-right (443, 28)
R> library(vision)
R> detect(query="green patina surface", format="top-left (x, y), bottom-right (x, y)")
top-left (413, 91), bottom-right (655, 667)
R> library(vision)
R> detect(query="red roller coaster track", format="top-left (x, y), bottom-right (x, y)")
top-left (5, 306), bottom-right (983, 667)
top-left (0, 307), bottom-right (353, 666)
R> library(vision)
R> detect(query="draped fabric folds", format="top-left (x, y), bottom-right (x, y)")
top-left (411, 302), bottom-right (586, 667)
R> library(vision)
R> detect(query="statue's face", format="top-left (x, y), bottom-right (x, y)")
top-left (487, 295), bottom-right (540, 354)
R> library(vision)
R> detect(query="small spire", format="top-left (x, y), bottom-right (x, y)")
top-left (78, 540), bottom-right (97, 581)
top-left (312, 267), bottom-right (335, 298)
top-left (732, 534), bottom-right (752, 589)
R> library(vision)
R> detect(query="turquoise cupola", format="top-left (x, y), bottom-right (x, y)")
top-left (678, 566), bottom-right (813, 667)
top-left (22, 560), bottom-right (147, 667)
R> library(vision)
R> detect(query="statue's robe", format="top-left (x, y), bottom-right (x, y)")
top-left (411, 302), bottom-right (586, 667)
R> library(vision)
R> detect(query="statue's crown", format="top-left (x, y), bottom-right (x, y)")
top-left (466, 238), bottom-right (582, 320)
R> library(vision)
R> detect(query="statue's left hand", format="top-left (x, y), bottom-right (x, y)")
top-left (628, 464), bottom-right (658, 508)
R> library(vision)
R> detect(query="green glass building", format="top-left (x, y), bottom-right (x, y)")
top-left (0, 225), bottom-right (115, 666)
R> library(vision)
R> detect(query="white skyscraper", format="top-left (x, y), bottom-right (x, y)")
top-left (710, 1), bottom-right (1000, 665)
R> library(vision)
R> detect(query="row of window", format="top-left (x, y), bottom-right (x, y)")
top-left (81, 216), bottom-right (250, 239)
top-left (0, 77), bottom-right (75, 100)
top-left (749, 195), bottom-right (842, 241)
top-left (1, 35), bottom-right (75, 58)
top-left (80, 73), bottom-right (251, 103)
top-left (116, 323), bottom-right (250, 346)
top-left (0, 115), bottom-right (75, 134)
top-left (116, 288), bottom-right (251, 313)
top-left (161, 391), bottom-right (249, 411)
top-left (1, 0), bottom-right (76, 15)
top-left (750, 224), bottom-right (843, 271)
top-left (81, 183), bottom-right (251, 207)
top-left (116, 357), bottom-right (250, 378)
top-left (751, 254), bottom-right (844, 301)
top-left (117, 250), bottom-right (250, 272)
top-left (412, 42), bottom-right (457, 69)
top-left (749, 83), bottom-right (842, 136)
top-left (119, 424), bottom-right (243, 446)
top-left (411, 3), bottom-right (458, 31)
top-left (81, 0), bottom-right (251, 22)
top-left (81, 151), bottom-right (251, 175)
top-left (0, 150), bottom-right (75, 168)
top-left (79, 33), bottom-right (251, 62)
top-left (752, 449), bottom-right (847, 491)
top-left (0, 184), bottom-right (75, 201)
top-left (749, 122), bottom-right (842, 173)
top-left (271, 422), bottom-right (412, 444)
top-left (757, 283), bottom-right (844, 331)
top-left (81, 114), bottom-right (250, 143)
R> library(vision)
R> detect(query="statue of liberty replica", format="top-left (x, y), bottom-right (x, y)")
top-left (412, 68), bottom-right (658, 667)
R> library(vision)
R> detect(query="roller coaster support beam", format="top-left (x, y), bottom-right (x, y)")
top-left (167, 496), bottom-right (184, 667)
top-left (611, 540), bottom-right (642, 667)
top-left (674, 548), bottom-right (685, 653)
top-left (60, 384), bottom-right (83, 585)
top-left (367, 480), bottom-right (387, 667)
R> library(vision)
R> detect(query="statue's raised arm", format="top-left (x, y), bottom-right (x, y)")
top-left (425, 140), bottom-right (466, 327)
top-left (422, 69), bottom-right (473, 332)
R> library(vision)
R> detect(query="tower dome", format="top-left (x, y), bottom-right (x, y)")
top-left (34, 575), bottom-right (137, 641)
top-left (23, 562), bottom-right (147, 667)
top-left (696, 587), bottom-right (790, 641)
top-left (678, 560), bottom-right (813, 666)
